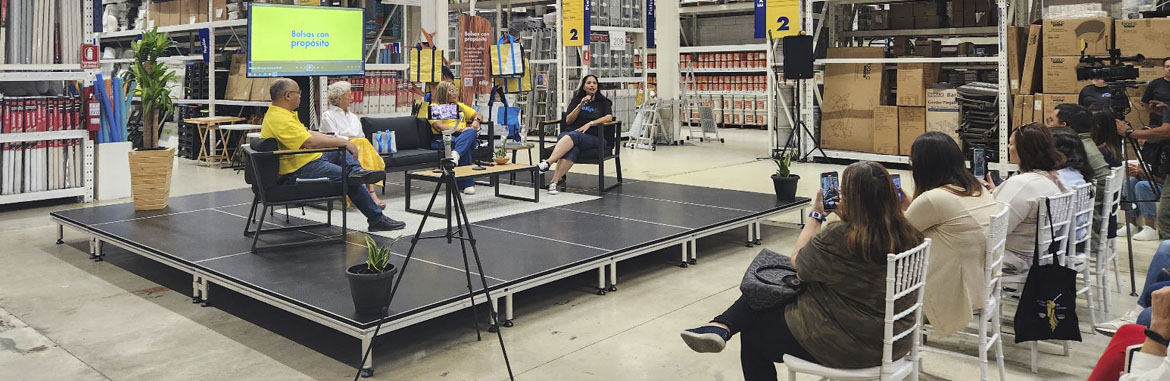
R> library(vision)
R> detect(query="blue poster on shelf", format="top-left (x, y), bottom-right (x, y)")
top-left (646, 0), bottom-right (656, 48)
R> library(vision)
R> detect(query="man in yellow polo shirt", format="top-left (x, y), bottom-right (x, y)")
top-left (260, 78), bottom-right (405, 232)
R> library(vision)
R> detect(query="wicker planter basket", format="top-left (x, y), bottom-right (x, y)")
top-left (128, 147), bottom-right (174, 210)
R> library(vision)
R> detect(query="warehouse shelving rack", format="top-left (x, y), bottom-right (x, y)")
top-left (0, 1), bottom-right (98, 205)
top-left (798, 0), bottom-right (1015, 172)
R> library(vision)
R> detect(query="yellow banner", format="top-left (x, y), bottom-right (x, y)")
top-left (562, 0), bottom-right (586, 47)
top-left (766, 0), bottom-right (800, 38)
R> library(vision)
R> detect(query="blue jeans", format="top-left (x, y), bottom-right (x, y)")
top-left (1127, 177), bottom-right (1158, 221)
top-left (556, 131), bottom-right (603, 162)
top-left (430, 130), bottom-right (477, 190)
top-left (287, 150), bottom-right (386, 225)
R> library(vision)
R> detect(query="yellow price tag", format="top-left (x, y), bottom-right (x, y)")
top-left (562, 0), bottom-right (588, 47)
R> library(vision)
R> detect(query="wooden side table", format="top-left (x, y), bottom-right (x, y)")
top-left (504, 143), bottom-right (536, 184)
top-left (184, 116), bottom-right (246, 167)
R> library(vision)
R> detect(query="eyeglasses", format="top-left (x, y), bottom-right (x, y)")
top-left (286, 91), bottom-right (301, 96)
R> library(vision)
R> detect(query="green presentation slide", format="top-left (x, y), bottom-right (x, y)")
top-left (248, 4), bottom-right (365, 77)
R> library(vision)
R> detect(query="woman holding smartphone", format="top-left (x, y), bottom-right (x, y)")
top-left (983, 123), bottom-right (1067, 289)
top-left (426, 82), bottom-right (482, 194)
top-left (537, 75), bottom-right (614, 194)
top-left (899, 132), bottom-right (1001, 336)
top-left (680, 161), bottom-right (923, 380)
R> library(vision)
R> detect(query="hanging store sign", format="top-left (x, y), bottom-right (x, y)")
top-left (646, 0), bottom-right (656, 48)
top-left (754, 0), bottom-right (801, 39)
top-left (562, 0), bottom-right (590, 47)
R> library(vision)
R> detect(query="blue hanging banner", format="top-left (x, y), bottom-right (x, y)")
top-left (646, 0), bottom-right (656, 48)
top-left (754, 0), bottom-right (767, 39)
top-left (199, 29), bottom-right (211, 63)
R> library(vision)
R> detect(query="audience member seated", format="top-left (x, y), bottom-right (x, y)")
top-left (679, 161), bottom-right (923, 380)
top-left (1089, 104), bottom-right (1128, 240)
top-left (901, 132), bottom-right (1001, 336)
top-left (1126, 161), bottom-right (1163, 241)
top-left (424, 81), bottom-right (483, 195)
top-left (536, 75), bottom-right (614, 195)
top-left (1090, 324), bottom-right (1149, 380)
top-left (1052, 126), bottom-right (1096, 242)
top-left (259, 78), bottom-right (405, 232)
top-left (320, 81), bottom-right (386, 209)
top-left (1113, 288), bottom-right (1170, 379)
top-left (1097, 241), bottom-right (1170, 334)
top-left (983, 123), bottom-right (1066, 290)
top-left (1050, 103), bottom-right (1112, 261)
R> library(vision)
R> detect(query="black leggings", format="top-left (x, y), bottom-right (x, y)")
top-left (713, 296), bottom-right (820, 381)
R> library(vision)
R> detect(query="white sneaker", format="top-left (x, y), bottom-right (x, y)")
top-left (1095, 309), bottom-right (1141, 336)
top-left (1134, 226), bottom-right (1160, 241)
top-left (450, 151), bottom-right (460, 164)
top-left (537, 160), bottom-right (550, 173)
top-left (463, 186), bottom-right (476, 195)
top-left (548, 183), bottom-right (559, 195)
top-left (1117, 223), bottom-right (1141, 237)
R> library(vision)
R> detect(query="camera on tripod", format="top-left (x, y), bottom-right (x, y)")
top-left (1076, 48), bottom-right (1146, 115)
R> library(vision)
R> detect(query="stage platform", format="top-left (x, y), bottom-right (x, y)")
top-left (50, 176), bottom-right (808, 374)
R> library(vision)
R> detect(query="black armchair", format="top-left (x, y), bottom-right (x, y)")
top-left (537, 113), bottom-right (623, 192)
top-left (242, 138), bottom-right (348, 252)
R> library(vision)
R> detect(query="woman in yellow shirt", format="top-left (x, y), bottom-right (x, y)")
top-left (426, 82), bottom-right (482, 194)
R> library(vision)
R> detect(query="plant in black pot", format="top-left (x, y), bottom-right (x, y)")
top-left (346, 234), bottom-right (403, 316)
top-left (771, 153), bottom-right (799, 201)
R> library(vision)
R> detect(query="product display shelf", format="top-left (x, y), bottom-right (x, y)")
top-left (799, 0), bottom-right (1010, 171)
top-left (678, 2), bottom-right (755, 15)
top-left (97, 19), bottom-right (248, 40)
top-left (0, 1), bottom-right (97, 206)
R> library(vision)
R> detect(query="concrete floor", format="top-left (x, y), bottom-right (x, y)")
top-left (0, 128), bottom-right (1158, 380)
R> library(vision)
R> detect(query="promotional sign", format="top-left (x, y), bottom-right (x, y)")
top-left (647, 0), bottom-right (656, 48)
top-left (754, 0), bottom-right (801, 39)
top-left (459, 14), bottom-right (493, 104)
top-left (562, 0), bottom-right (590, 47)
top-left (247, 4), bottom-right (364, 77)
top-left (80, 44), bottom-right (99, 69)
top-left (609, 31), bottom-right (627, 51)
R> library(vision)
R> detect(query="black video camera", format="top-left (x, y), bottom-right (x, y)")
top-left (1077, 49), bottom-right (1146, 115)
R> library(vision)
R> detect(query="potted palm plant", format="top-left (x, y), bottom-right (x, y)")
top-left (346, 234), bottom-right (403, 315)
top-left (771, 152), bottom-right (799, 201)
top-left (125, 28), bottom-right (177, 210)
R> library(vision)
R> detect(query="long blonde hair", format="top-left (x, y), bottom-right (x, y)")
top-left (432, 81), bottom-right (459, 105)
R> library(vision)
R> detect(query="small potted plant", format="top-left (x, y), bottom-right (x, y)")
top-left (346, 234), bottom-right (403, 316)
top-left (492, 145), bottom-right (510, 165)
top-left (771, 152), bottom-right (799, 201)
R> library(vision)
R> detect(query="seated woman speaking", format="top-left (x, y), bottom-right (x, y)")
top-left (537, 75), bottom-right (614, 195)
top-left (319, 81), bottom-right (387, 209)
top-left (679, 161), bottom-right (924, 380)
top-left (426, 81), bottom-right (483, 195)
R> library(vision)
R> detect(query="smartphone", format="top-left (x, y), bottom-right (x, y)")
top-left (429, 104), bottom-right (459, 120)
top-left (820, 171), bottom-right (840, 211)
top-left (892, 174), bottom-right (903, 199)
top-left (972, 145), bottom-right (987, 179)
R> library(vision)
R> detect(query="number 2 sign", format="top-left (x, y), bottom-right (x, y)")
top-left (562, 0), bottom-right (590, 47)
top-left (754, 0), bottom-right (801, 39)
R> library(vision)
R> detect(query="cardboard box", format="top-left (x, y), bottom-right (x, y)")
top-left (1127, 98), bottom-right (1152, 128)
top-left (1041, 94), bottom-right (1078, 117)
top-left (897, 63), bottom-right (941, 106)
top-left (872, 10), bottom-right (889, 30)
top-left (1043, 56), bottom-right (1092, 94)
top-left (1116, 19), bottom-right (1170, 59)
top-left (963, 0), bottom-right (977, 27)
top-left (913, 38), bottom-right (941, 57)
top-left (1020, 25), bottom-right (1042, 95)
top-left (822, 48), bottom-right (886, 152)
top-left (890, 3), bottom-right (914, 19)
top-left (914, 1), bottom-right (943, 16)
top-left (181, 0), bottom-right (199, 25)
top-left (198, 0), bottom-right (209, 23)
top-left (1007, 26), bottom-right (1026, 94)
top-left (1044, 17), bottom-right (1113, 57)
top-left (890, 17), bottom-right (915, 30)
top-left (1031, 95), bottom-right (1044, 124)
top-left (1011, 95), bottom-right (1024, 128)
top-left (892, 37), bottom-right (912, 56)
top-left (224, 54), bottom-right (252, 100)
top-left (211, 0), bottom-right (229, 21)
top-left (915, 15), bottom-right (944, 29)
top-left (972, 0), bottom-right (994, 26)
top-left (873, 106), bottom-right (900, 155)
top-left (250, 78), bottom-right (276, 102)
top-left (1139, 63), bottom-right (1168, 82)
top-left (899, 107), bottom-right (927, 155)
top-left (926, 88), bottom-right (961, 142)
top-left (951, 0), bottom-right (966, 28)
top-left (164, 0), bottom-right (181, 27)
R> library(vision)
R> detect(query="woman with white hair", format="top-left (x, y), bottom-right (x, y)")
top-left (321, 81), bottom-right (387, 209)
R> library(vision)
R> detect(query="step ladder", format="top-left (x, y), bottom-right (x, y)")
top-left (627, 99), bottom-right (661, 151)
top-left (688, 106), bottom-right (725, 143)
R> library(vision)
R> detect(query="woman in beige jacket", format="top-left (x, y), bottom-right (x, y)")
top-left (902, 132), bottom-right (1003, 336)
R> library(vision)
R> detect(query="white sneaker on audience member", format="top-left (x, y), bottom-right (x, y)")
top-left (1134, 226), bottom-right (1160, 241)
top-left (548, 183), bottom-right (559, 195)
top-left (463, 187), bottom-right (476, 195)
top-left (450, 151), bottom-right (460, 164)
top-left (1095, 308), bottom-right (1142, 336)
top-left (537, 160), bottom-right (550, 173)
top-left (1118, 223), bottom-right (1141, 237)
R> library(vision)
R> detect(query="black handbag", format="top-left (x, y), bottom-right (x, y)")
top-left (740, 248), bottom-right (804, 310)
top-left (1013, 198), bottom-right (1083, 343)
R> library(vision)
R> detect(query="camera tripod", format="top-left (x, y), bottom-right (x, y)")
top-left (353, 158), bottom-right (514, 380)
top-left (1119, 134), bottom-right (1163, 297)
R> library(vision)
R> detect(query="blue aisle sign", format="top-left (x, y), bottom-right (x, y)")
top-left (647, 0), bottom-right (656, 48)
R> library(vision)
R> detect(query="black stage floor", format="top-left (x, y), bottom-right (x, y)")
top-left (51, 176), bottom-right (808, 366)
